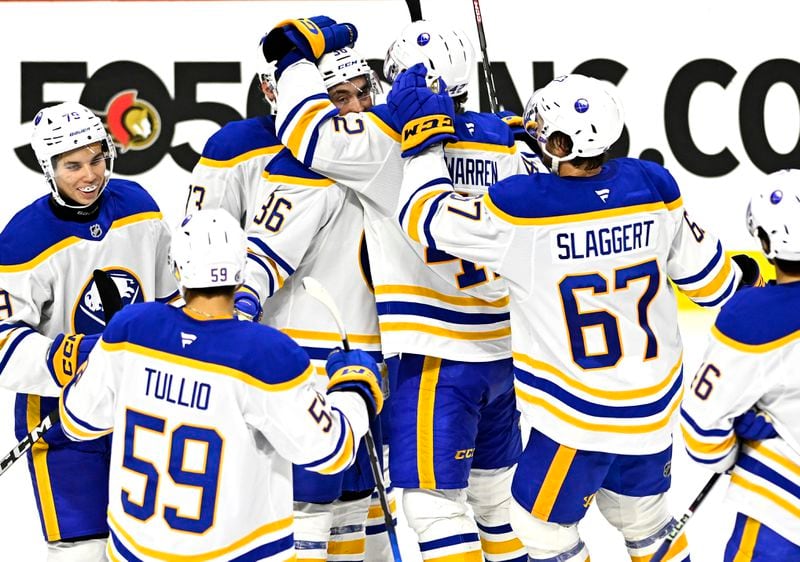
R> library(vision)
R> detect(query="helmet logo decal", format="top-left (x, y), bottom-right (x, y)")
top-left (73, 268), bottom-right (144, 332)
top-left (34, 111), bottom-right (43, 126)
top-left (104, 90), bottom-right (161, 152)
top-left (574, 98), bottom-right (590, 113)
top-left (417, 32), bottom-right (431, 46)
top-left (770, 190), bottom-right (783, 204)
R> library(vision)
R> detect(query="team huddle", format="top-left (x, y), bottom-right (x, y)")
top-left (0, 12), bottom-right (798, 562)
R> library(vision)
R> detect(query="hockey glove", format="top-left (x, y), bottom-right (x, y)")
top-left (732, 254), bottom-right (765, 289)
top-left (387, 62), bottom-right (457, 158)
top-left (497, 110), bottom-right (540, 153)
top-left (326, 348), bottom-right (383, 421)
top-left (47, 333), bottom-right (100, 387)
top-left (733, 409), bottom-right (778, 441)
top-left (262, 16), bottom-right (357, 77)
top-left (234, 288), bottom-right (263, 323)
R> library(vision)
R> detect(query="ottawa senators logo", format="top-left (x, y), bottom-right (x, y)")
top-left (104, 90), bottom-right (161, 152)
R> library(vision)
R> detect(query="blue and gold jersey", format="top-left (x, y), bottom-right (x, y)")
top-left (681, 281), bottom-right (800, 545)
top-left (274, 60), bottom-right (545, 361)
top-left (399, 150), bottom-right (742, 454)
top-left (60, 302), bottom-right (370, 561)
top-left (187, 116), bottom-right (283, 227)
top-left (0, 180), bottom-right (177, 395)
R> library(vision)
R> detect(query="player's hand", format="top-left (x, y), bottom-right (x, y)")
top-left (387, 62), bottom-right (457, 158)
top-left (234, 289), bottom-right (263, 322)
top-left (732, 254), bottom-right (765, 289)
top-left (261, 16), bottom-right (357, 76)
top-left (733, 409), bottom-right (778, 441)
top-left (326, 348), bottom-right (383, 420)
top-left (47, 333), bottom-right (100, 387)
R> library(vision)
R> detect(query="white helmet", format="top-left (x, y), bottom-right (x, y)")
top-left (384, 20), bottom-right (475, 98)
top-left (30, 101), bottom-right (117, 208)
top-left (523, 74), bottom-right (624, 174)
top-left (318, 47), bottom-right (383, 101)
top-left (170, 209), bottom-right (247, 292)
top-left (746, 169), bottom-right (800, 261)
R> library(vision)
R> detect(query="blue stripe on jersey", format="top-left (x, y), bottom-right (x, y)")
top-left (248, 237), bottom-right (296, 276)
top-left (109, 531), bottom-right (144, 562)
top-left (738, 453), bottom-right (800, 499)
top-left (102, 302), bottom-right (310, 388)
top-left (266, 148), bottom-right (328, 180)
top-left (302, 346), bottom-right (382, 364)
top-left (279, 93), bottom-right (330, 139)
top-left (703, 277), bottom-right (737, 307)
top-left (246, 253), bottom-right (276, 296)
top-left (62, 384), bottom-right (109, 433)
top-left (200, 116), bottom-right (279, 161)
top-left (455, 111), bottom-right (514, 146)
top-left (0, 179), bottom-right (160, 266)
top-left (377, 301), bottom-right (509, 325)
top-left (301, 408), bottom-right (349, 469)
top-left (679, 407), bottom-right (732, 437)
top-left (672, 242), bottom-right (723, 285)
top-left (228, 533), bottom-right (294, 561)
top-left (475, 521), bottom-right (514, 534)
top-left (0, 321), bottom-right (30, 335)
top-left (514, 366), bottom-right (682, 418)
top-left (685, 448), bottom-right (728, 465)
top-left (423, 192), bottom-right (452, 250)
top-left (0, 328), bottom-right (34, 374)
top-left (398, 178), bottom-right (452, 226)
top-left (714, 281), bottom-right (800, 345)
top-left (487, 158), bottom-right (681, 221)
top-left (419, 532), bottom-right (480, 551)
top-left (304, 108), bottom-right (339, 168)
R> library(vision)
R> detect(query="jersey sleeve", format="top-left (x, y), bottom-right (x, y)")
top-left (666, 198), bottom-right (742, 308)
top-left (59, 338), bottom-right (115, 440)
top-left (680, 326), bottom-right (769, 472)
top-left (275, 60), bottom-right (399, 203)
top-left (0, 268), bottom-right (62, 396)
top-left (243, 335), bottom-right (369, 474)
top-left (243, 177), bottom-right (343, 303)
top-left (397, 146), bottom-right (520, 282)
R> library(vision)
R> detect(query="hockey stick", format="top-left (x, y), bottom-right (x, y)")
top-left (0, 270), bottom-right (123, 477)
top-left (471, 0), bottom-right (499, 113)
top-left (650, 472), bottom-right (722, 562)
top-left (405, 0), bottom-right (423, 21)
top-left (302, 277), bottom-right (402, 562)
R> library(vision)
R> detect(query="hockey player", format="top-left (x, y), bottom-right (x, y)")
top-left (260, 17), bottom-right (538, 561)
top-left (236, 47), bottom-right (385, 561)
top-left (58, 208), bottom-right (383, 561)
top-left (184, 46), bottom-right (282, 227)
top-left (680, 169), bottom-right (800, 560)
top-left (388, 69), bottom-right (763, 561)
top-left (0, 101), bottom-right (178, 560)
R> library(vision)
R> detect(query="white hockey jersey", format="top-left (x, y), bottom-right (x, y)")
top-left (275, 60), bottom-right (543, 361)
top-left (399, 149), bottom-right (743, 455)
top-left (186, 116), bottom-right (282, 227)
top-left (0, 181), bottom-right (178, 396)
top-left (681, 281), bottom-right (800, 544)
top-left (60, 302), bottom-right (370, 561)
top-left (243, 149), bottom-right (382, 380)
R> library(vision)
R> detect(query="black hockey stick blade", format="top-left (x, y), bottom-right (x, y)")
top-left (93, 269), bottom-right (123, 323)
top-left (0, 409), bottom-right (59, 476)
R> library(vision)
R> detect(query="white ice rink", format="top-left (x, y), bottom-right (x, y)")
top-left (0, 309), bottom-right (736, 561)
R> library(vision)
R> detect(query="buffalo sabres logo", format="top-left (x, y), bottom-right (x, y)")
top-left (104, 90), bottom-right (161, 152)
top-left (73, 268), bottom-right (144, 333)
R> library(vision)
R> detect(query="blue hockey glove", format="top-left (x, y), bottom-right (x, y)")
top-left (497, 110), bottom-right (525, 137)
top-left (47, 333), bottom-right (100, 387)
top-left (234, 288), bottom-right (263, 323)
top-left (387, 63), bottom-right (457, 158)
top-left (326, 348), bottom-right (383, 421)
top-left (733, 409), bottom-right (778, 441)
top-left (732, 254), bottom-right (765, 289)
top-left (262, 16), bottom-right (357, 77)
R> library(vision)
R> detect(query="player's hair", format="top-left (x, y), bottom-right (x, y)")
top-left (183, 286), bottom-right (238, 300)
top-left (547, 131), bottom-right (607, 172)
top-left (756, 227), bottom-right (800, 273)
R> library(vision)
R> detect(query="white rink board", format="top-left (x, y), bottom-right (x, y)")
top-left (0, 0), bottom-right (796, 558)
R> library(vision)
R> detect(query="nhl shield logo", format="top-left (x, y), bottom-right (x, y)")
top-left (73, 268), bottom-right (145, 333)
top-left (89, 224), bottom-right (103, 238)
